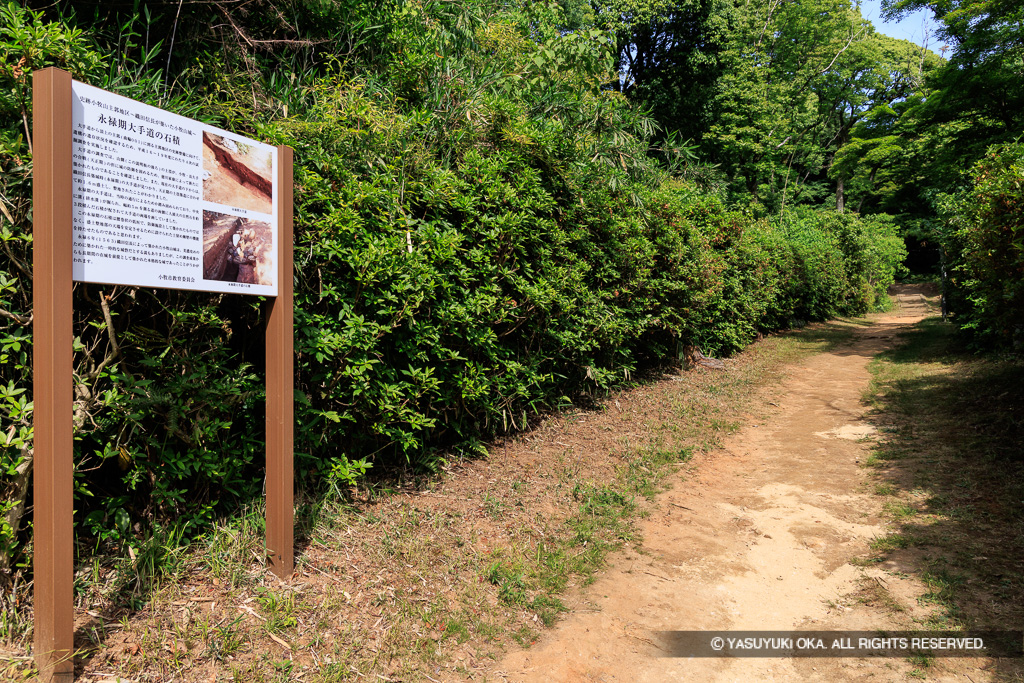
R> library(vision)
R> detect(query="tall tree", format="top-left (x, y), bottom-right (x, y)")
top-left (607, 0), bottom-right (733, 145)
top-left (702, 0), bottom-right (874, 206)
top-left (824, 33), bottom-right (941, 212)
top-left (884, 0), bottom-right (1023, 131)
top-left (829, 0), bottom-right (1021, 223)
top-left (877, 0), bottom-right (1024, 200)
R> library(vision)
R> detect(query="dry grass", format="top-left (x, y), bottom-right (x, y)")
top-left (1, 321), bottom-right (859, 681)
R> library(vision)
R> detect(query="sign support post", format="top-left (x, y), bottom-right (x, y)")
top-left (32, 66), bottom-right (75, 683)
top-left (266, 146), bottom-right (294, 578)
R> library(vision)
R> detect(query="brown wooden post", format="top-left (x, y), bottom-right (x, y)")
top-left (266, 145), bottom-right (294, 578)
top-left (32, 67), bottom-right (75, 681)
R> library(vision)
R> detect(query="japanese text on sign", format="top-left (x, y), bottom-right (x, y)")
top-left (71, 81), bottom-right (278, 296)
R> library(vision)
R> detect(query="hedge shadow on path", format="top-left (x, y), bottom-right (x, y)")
top-left (864, 318), bottom-right (1024, 680)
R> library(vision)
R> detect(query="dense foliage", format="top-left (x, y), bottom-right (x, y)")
top-left (0, 0), bottom-right (909, 592)
top-left (612, 0), bottom-right (1022, 343)
top-left (939, 144), bottom-right (1024, 348)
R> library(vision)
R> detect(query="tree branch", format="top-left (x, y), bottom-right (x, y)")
top-left (1, 239), bottom-right (31, 279)
top-left (214, 3), bottom-right (327, 49)
top-left (21, 108), bottom-right (32, 158)
top-left (820, 25), bottom-right (867, 75)
top-left (99, 289), bottom-right (121, 358)
top-left (0, 307), bottom-right (30, 325)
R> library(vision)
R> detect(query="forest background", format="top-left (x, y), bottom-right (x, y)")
top-left (0, 0), bottom-right (1020, 631)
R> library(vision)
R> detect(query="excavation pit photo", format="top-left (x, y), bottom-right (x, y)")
top-left (202, 211), bottom-right (274, 286)
top-left (202, 132), bottom-right (273, 215)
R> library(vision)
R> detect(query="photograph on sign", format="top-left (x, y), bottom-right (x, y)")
top-left (202, 211), bottom-right (275, 285)
top-left (202, 132), bottom-right (273, 214)
top-left (71, 80), bottom-right (278, 296)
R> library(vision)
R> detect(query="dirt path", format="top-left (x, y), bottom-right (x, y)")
top-left (54, 285), bottom-right (1009, 683)
top-left (484, 287), bottom-right (983, 682)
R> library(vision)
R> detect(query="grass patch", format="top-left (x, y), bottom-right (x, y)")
top-left (869, 533), bottom-right (912, 553)
top-left (861, 312), bottom-right (1024, 657)
top-left (619, 446), bottom-right (694, 499)
top-left (881, 501), bottom-right (917, 520)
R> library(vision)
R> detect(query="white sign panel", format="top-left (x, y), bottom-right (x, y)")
top-left (71, 81), bottom-right (278, 296)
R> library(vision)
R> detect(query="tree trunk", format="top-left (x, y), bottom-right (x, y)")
top-left (836, 175), bottom-right (845, 213)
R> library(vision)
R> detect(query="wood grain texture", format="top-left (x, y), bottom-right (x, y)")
top-left (32, 67), bottom-right (75, 682)
top-left (266, 146), bottom-right (294, 578)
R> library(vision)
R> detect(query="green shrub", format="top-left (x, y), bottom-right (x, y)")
top-left (940, 143), bottom-right (1024, 349)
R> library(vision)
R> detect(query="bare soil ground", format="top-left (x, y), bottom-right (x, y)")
top-left (11, 285), bottom-right (1021, 682)
top-left (201, 138), bottom-right (273, 215)
top-left (477, 285), bottom-right (1018, 683)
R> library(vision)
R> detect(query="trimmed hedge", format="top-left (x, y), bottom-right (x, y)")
top-left (0, 4), bottom-right (904, 575)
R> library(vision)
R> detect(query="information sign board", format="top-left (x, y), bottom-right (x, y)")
top-left (33, 69), bottom-right (293, 681)
top-left (71, 81), bottom-right (279, 296)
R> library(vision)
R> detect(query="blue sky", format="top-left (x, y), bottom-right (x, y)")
top-left (857, 0), bottom-right (936, 47)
